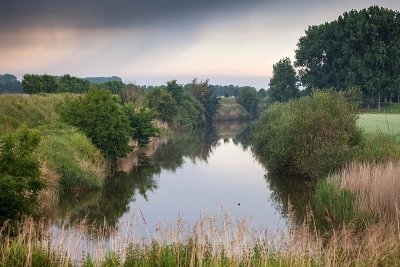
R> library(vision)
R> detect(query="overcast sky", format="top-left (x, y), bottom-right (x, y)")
top-left (1, 0), bottom-right (400, 88)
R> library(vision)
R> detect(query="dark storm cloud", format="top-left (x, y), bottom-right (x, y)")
top-left (0, 0), bottom-right (267, 31)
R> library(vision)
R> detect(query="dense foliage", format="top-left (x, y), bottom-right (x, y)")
top-left (295, 6), bottom-right (400, 106)
top-left (187, 79), bottom-right (221, 123)
top-left (124, 104), bottom-right (159, 146)
top-left (252, 91), bottom-right (361, 179)
top-left (235, 87), bottom-right (259, 118)
top-left (268, 58), bottom-right (299, 103)
top-left (59, 89), bottom-right (132, 161)
top-left (21, 74), bottom-right (123, 94)
top-left (147, 80), bottom-right (220, 130)
top-left (0, 74), bottom-right (22, 93)
top-left (0, 129), bottom-right (45, 223)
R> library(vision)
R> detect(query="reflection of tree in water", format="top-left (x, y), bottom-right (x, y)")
top-left (58, 153), bottom-right (161, 227)
top-left (58, 126), bottom-right (224, 227)
top-left (232, 125), bottom-right (251, 150)
top-left (264, 171), bottom-right (315, 225)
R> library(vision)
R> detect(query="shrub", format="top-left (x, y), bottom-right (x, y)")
top-left (0, 129), bottom-right (45, 223)
top-left (252, 90), bottom-right (362, 179)
top-left (59, 89), bottom-right (131, 161)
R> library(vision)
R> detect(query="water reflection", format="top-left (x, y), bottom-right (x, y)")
top-left (56, 122), bottom-right (252, 227)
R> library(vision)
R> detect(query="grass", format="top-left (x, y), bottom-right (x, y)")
top-left (3, 210), bottom-right (400, 266)
top-left (357, 113), bottom-right (400, 136)
top-left (213, 97), bottom-right (250, 121)
top-left (38, 127), bottom-right (106, 191)
top-left (0, 93), bottom-right (107, 192)
top-left (340, 162), bottom-right (400, 220)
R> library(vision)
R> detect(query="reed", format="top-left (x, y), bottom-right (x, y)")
top-left (340, 161), bottom-right (400, 220)
top-left (2, 207), bottom-right (400, 266)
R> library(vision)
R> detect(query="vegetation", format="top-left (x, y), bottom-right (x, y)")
top-left (268, 57), bottom-right (299, 103)
top-left (123, 104), bottom-right (159, 147)
top-left (59, 89), bottom-right (132, 161)
top-left (213, 97), bottom-right (250, 121)
top-left (0, 93), bottom-right (107, 193)
top-left (0, 74), bottom-right (22, 93)
top-left (252, 90), bottom-right (361, 179)
top-left (295, 6), bottom-right (400, 108)
top-left (235, 86), bottom-right (260, 119)
top-left (38, 129), bottom-right (106, 190)
top-left (0, 129), bottom-right (45, 223)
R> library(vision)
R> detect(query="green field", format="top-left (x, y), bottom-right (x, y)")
top-left (358, 114), bottom-right (400, 135)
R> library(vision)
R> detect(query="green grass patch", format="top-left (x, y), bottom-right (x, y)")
top-left (358, 113), bottom-right (400, 136)
top-left (0, 93), bottom-right (72, 135)
top-left (38, 127), bottom-right (106, 191)
top-left (313, 176), bottom-right (355, 229)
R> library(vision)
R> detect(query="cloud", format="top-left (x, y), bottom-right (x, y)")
top-left (0, 0), bottom-right (265, 32)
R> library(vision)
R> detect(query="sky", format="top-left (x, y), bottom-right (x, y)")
top-left (1, 0), bottom-right (400, 88)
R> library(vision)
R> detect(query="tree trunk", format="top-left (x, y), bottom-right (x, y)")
top-left (378, 93), bottom-right (381, 112)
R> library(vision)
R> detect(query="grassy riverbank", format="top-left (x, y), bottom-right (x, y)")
top-left (213, 97), bottom-right (250, 121)
top-left (0, 94), bottom-right (107, 192)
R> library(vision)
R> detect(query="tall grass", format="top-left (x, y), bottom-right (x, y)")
top-left (0, 93), bottom-right (107, 192)
top-left (340, 162), bottom-right (400, 220)
top-left (3, 210), bottom-right (400, 266)
top-left (0, 93), bottom-right (70, 135)
top-left (38, 128), bottom-right (106, 191)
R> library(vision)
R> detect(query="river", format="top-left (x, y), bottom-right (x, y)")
top-left (48, 121), bottom-right (311, 261)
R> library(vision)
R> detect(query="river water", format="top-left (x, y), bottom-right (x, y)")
top-left (49, 122), bottom-right (311, 260)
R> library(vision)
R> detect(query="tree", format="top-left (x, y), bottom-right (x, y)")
top-left (236, 86), bottom-right (259, 118)
top-left (295, 6), bottom-right (400, 108)
top-left (0, 74), bottom-right (22, 93)
top-left (187, 79), bottom-right (221, 123)
top-left (22, 74), bottom-right (58, 93)
top-left (59, 74), bottom-right (90, 93)
top-left (146, 87), bottom-right (177, 124)
top-left (252, 90), bottom-right (361, 179)
top-left (124, 103), bottom-right (159, 147)
top-left (0, 129), bottom-right (45, 223)
top-left (268, 58), bottom-right (299, 103)
top-left (59, 89), bottom-right (131, 161)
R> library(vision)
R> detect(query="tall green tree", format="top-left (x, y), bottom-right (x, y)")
top-left (187, 79), bottom-right (221, 123)
top-left (268, 58), bottom-right (299, 103)
top-left (295, 6), bottom-right (400, 108)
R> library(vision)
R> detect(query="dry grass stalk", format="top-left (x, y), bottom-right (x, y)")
top-left (340, 161), bottom-right (400, 219)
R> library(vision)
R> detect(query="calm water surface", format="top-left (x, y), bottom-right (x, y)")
top-left (51, 122), bottom-right (311, 251)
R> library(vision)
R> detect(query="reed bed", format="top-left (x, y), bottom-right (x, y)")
top-left (341, 161), bottom-right (400, 220)
top-left (2, 206), bottom-right (400, 266)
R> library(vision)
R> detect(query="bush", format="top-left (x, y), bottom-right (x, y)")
top-left (59, 89), bottom-right (131, 161)
top-left (252, 90), bottom-right (362, 179)
top-left (0, 129), bottom-right (45, 223)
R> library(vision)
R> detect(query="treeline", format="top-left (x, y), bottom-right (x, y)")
top-left (21, 74), bottom-right (124, 94)
top-left (268, 6), bottom-right (400, 109)
top-left (0, 74), bottom-right (22, 93)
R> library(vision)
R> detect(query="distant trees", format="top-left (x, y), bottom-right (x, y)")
top-left (187, 79), bottom-right (221, 123)
top-left (268, 58), bottom-right (299, 103)
top-left (21, 74), bottom-right (123, 94)
top-left (0, 74), bottom-right (22, 93)
top-left (58, 74), bottom-right (90, 93)
top-left (235, 87), bottom-right (259, 118)
top-left (147, 87), bottom-right (178, 124)
top-left (0, 129), bottom-right (45, 223)
top-left (294, 6), bottom-right (400, 108)
top-left (22, 74), bottom-right (58, 93)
